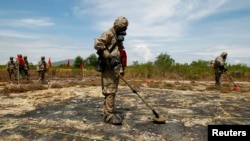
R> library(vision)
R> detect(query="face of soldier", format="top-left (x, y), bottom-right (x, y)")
top-left (117, 27), bottom-right (127, 35)
top-left (117, 27), bottom-right (127, 42)
top-left (223, 55), bottom-right (227, 60)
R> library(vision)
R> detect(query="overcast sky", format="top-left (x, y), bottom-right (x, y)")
top-left (0, 0), bottom-right (250, 66)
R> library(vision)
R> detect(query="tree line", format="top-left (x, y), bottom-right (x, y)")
top-left (78, 52), bottom-right (250, 80)
top-left (1, 52), bottom-right (249, 81)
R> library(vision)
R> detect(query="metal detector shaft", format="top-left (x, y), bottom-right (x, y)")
top-left (115, 71), bottom-right (159, 118)
top-left (225, 72), bottom-right (237, 87)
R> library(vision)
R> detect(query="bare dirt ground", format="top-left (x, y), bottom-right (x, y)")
top-left (0, 74), bottom-right (250, 141)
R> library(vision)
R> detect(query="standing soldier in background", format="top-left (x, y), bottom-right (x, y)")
top-left (94, 16), bottom-right (129, 125)
top-left (23, 56), bottom-right (30, 80)
top-left (6, 57), bottom-right (17, 80)
top-left (213, 52), bottom-right (228, 88)
top-left (37, 56), bottom-right (48, 83)
top-left (16, 54), bottom-right (26, 79)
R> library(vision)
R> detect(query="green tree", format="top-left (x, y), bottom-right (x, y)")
top-left (190, 60), bottom-right (209, 67)
top-left (84, 53), bottom-right (98, 67)
top-left (74, 56), bottom-right (84, 68)
top-left (132, 61), bottom-right (139, 66)
top-left (154, 52), bottom-right (175, 71)
top-left (188, 60), bottom-right (212, 79)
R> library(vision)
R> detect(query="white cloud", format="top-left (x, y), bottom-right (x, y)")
top-left (0, 30), bottom-right (40, 39)
top-left (0, 18), bottom-right (54, 28)
top-left (179, 0), bottom-right (227, 20)
top-left (18, 18), bottom-right (54, 27)
top-left (72, 0), bottom-right (232, 46)
top-left (133, 44), bottom-right (153, 63)
top-left (0, 37), bottom-right (92, 65)
top-left (50, 0), bottom-right (250, 66)
top-left (1, 0), bottom-right (250, 66)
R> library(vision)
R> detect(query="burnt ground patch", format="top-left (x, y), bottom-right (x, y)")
top-left (0, 83), bottom-right (250, 141)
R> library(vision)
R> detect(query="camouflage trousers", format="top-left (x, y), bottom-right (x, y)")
top-left (7, 69), bottom-right (17, 80)
top-left (101, 66), bottom-right (123, 124)
top-left (18, 68), bottom-right (26, 80)
top-left (38, 70), bottom-right (46, 82)
top-left (23, 69), bottom-right (30, 80)
top-left (214, 67), bottom-right (223, 87)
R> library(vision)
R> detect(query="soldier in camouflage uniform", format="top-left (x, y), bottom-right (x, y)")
top-left (94, 16), bottom-right (129, 125)
top-left (23, 56), bottom-right (30, 80)
top-left (37, 56), bottom-right (48, 82)
top-left (6, 57), bottom-right (17, 80)
top-left (16, 54), bottom-right (26, 79)
top-left (213, 52), bottom-right (228, 87)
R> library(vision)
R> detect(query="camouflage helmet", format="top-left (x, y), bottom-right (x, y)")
top-left (113, 16), bottom-right (129, 32)
top-left (10, 56), bottom-right (13, 60)
top-left (220, 51), bottom-right (227, 59)
top-left (220, 52), bottom-right (227, 57)
top-left (41, 56), bottom-right (45, 60)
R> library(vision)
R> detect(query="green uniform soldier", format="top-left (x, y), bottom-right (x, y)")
top-left (94, 16), bottom-right (129, 125)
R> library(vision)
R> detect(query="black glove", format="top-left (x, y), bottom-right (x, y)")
top-left (97, 49), bottom-right (104, 56)
top-left (220, 66), bottom-right (227, 73)
top-left (109, 56), bottom-right (120, 68)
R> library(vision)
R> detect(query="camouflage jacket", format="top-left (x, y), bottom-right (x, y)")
top-left (94, 27), bottom-right (122, 58)
top-left (7, 61), bottom-right (17, 70)
top-left (37, 60), bottom-right (47, 71)
top-left (214, 56), bottom-right (225, 68)
top-left (24, 60), bottom-right (29, 70)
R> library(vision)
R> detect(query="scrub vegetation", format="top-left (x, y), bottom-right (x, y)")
top-left (1, 52), bottom-right (250, 83)
top-left (0, 53), bottom-right (250, 141)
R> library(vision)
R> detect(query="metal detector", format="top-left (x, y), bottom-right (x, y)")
top-left (225, 72), bottom-right (239, 91)
top-left (115, 71), bottom-right (166, 123)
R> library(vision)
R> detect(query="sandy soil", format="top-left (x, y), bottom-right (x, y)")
top-left (0, 78), bottom-right (250, 141)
